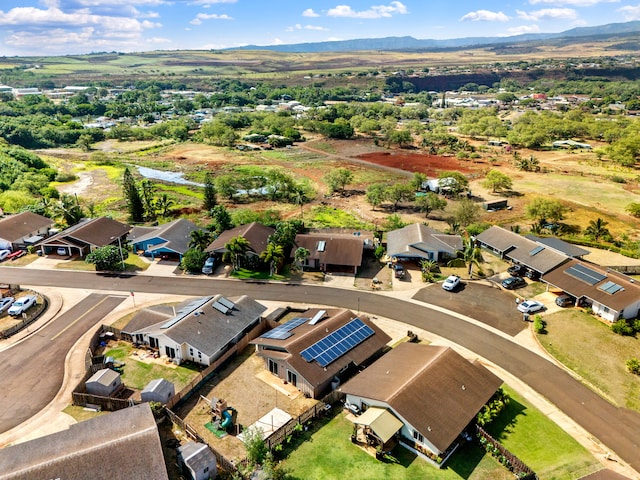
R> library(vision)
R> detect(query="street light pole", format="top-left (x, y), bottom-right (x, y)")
top-left (111, 235), bottom-right (126, 271)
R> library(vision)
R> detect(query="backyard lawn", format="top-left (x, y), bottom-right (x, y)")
top-left (281, 386), bottom-right (599, 480)
top-left (103, 341), bottom-right (200, 391)
top-left (536, 309), bottom-right (640, 412)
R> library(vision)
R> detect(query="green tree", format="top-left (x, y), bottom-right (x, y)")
top-left (416, 192), bottom-right (447, 218)
top-left (197, 120), bottom-right (238, 146)
top-left (452, 199), bottom-right (481, 227)
top-left (139, 179), bottom-right (157, 220)
top-left (189, 229), bottom-right (212, 251)
top-left (324, 168), bottom-right (354, 195)
top-left (203, 172), bottom-right (217, 212)
top-left (438, 171), bottom-right (469, 196)
top-left (269, 221), bottom-right (301, 249)
top-left (294, 247), bottom-right (310, 270)
top-left (410, 172), bottom-right (427, 191)
top-left (382, 213), bottom-right (407, 231)
top-left (76, 133), bottom-right (93, 152)
top-left (243, 426), bottom-right (268, 467)
top-left (626, 202), bottom-right (640, 218)
top-left (384, 183), bottom-right (414, 212)
top-left (155, 193), bottom-right (174, 218)
top-left (215, 174), bottom-right (237, 201)
top-left (53, 193), bottom-right (84, 227)
top-left (525, 198), bottom-right (567, 224)
top-left (122, 167), bottom-right (144, 223)
top-left (260, 242), bottom-right (285, 275)
top-left (482, 170), bottom-right (513, 192)
top-left (223, 235), bottom-right (251, 271)
top-left (584, 217), bottom-right (611, 242)
top-left (181, 247), bottom-right (208, 273)
top-left (85, 245), bottom-right (127, 271)
top-left (460, 235), bottom-right (484, 278)
top-left (209, 205), bottom-right (233, 236)
top-left (365, 183), bottom-right (386, 210)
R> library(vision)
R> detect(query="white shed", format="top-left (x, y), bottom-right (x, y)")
top-left (177, 441), bottom-right (217, 480)
top-left (86, 368), bottom-right (122, 397)
top-left (141, 378), bottom-right (175, 404)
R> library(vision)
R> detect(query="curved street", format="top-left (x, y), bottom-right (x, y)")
top-left (1, 267), bottom-right (639, 473)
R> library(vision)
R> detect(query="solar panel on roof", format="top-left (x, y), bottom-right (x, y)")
top-left (309, 310), bottom-right (327, 325)
top-left (212, 301), bottom-right (229, 314)
top-left (599, 281), bottom-right (624, 294)
top-left (260, 317), bottom-right (309, 340)
top-left (565, 264), bottom-right (606, 285)
top-left (300, 318), bottom-right (375, 367)
top-left (217, 297), bottom-right (235, 309)
top-left (530, 246), bottom-right (545, 256)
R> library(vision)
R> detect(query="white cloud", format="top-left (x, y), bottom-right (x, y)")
top-left (460, 10), bottom-right (510, 22)
top-left (327, 1), bottom-right (408, 19)
top-left (286, 23), bottom-right (328, 31)
top-left (529, 0), bottom-right (618, 5)
top-left (618, 4), bottom-right (640, 20)
top-left (302, 8), bottom-right (320, 17)
top-left (517, 8), bottom-right (577, 20)
top-left (506, 24), bottom-right (542, 35)
top-left (190, 12), bottom-right (232, 25)
top-left (188, 0), bottom-right (237, 5)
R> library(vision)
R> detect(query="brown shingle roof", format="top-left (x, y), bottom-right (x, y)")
top-left (0, 212), bottom-right (53, 242)
top-left (253, 308), bottom-right (391, 389)
top-left (46, 217), bottom-right (131, 247)
top-left (292, 234), bottom-right (364, 267)
top-left (206, 222), bottom-right (275, 255)
top-left (340, 343), bottom-right (502, 453)
top-left (0, 404), bottom-right (169, 480)
top-left (542, 259), bottom-right (640, 313)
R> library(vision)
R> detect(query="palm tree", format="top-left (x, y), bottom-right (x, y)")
top-left (584, 217), bottom-right (611, 242)
top-left (189, 229), bottom-right (212, 251)
top-left (419, 258), bottom-right (438, 283)
top-left (155, 194), bottom-right (175, 218)
top-left (461, 235), bottom-right (484, 278)
top-left (223, 235), bottom-right (250, 271)
top-left (260, 242), bottom-right (285, 276)
top-left (294, 247), bottom-right (310, 271)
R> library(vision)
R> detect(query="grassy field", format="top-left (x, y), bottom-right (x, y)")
top-left (281, 385), bottom-right (599, 480)
top-left (536, 310), bottom-right (640, 411)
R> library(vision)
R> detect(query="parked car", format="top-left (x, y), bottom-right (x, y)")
top-left (525, 269), bottom-right (540, 280)
top-left (517, 299), bottom-right (545, 314)
top-left (442, 275), bottom-right (461, 291)
top-left (8, 295), bottom-right (37, 316)
top-left (56, 247), bottom-right (68, 256)
top-left (393, 263), bottom-right (405, 279)
top-left (0, 250), bottom-right (11, 262)
top-left (501, 276), bottom-right (527, 290)
top-left (0, 297), bottom-right (15, 314)
top-left (202, 257), bottom-right (215, 275)
top-left (556, 294), bottom-right (575, 307)
top-left (507, 264), bottom-right (526, 277)
top-left (6, 250), bottom-right (26, 261)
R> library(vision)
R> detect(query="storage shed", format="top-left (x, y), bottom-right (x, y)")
top-left (86, 368), bottom-right (122, 397)
top-left (177, 442), bottom-right (217, 480)
top-left (482, 199), bottom-right (509, 211)
top-left (141, 378), bottom-right (175, 404)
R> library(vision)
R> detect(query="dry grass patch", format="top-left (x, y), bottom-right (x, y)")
top-left (536, 309), bottom-right (640, 411)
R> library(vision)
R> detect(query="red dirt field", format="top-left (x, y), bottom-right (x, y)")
top-left (355, 151), bottom-right (480, 176)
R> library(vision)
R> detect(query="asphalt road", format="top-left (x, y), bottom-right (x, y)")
top-left (2, 268), bottom-right (640, 471)
top-left (0, 293), bottom-right (126, 433)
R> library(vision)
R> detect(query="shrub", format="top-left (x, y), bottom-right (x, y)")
top-left (533, 315), bottom-right (546, 334)
top-left (627, 358), bottom-right (640, 375)
top-left (611, 319), bottom-right (636, 337)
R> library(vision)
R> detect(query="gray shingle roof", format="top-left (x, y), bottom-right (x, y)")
top-left (386, 223), bottom-right (462, 259)
top-left (0, 404), bottom-right (169, 480)
top-left (129, 218), bottom-right (202, 255)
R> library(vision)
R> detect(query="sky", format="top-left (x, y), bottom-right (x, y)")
top-left (1, 0), bottom-right (639, 56)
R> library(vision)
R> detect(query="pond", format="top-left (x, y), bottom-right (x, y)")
top-left (136, 166), bottom-right (204, 187)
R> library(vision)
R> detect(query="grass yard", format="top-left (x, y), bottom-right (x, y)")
top-left (281, 386), bottom-right (599, 480)
top-left (308, 205), bottom-right (375, 230)
top-left (536, 310), bottom-right (640, 411)
top-left (103, 341), bottom-right (200, 391)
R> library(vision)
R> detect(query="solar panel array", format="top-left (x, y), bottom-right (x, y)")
top-left (529, 246), bottom-right (545, 256)
top-left (260, 317), bottom-right (309, 340)
top-left (566, 264), bottom-right (606, 285)
top-left (599, 280), bottom-right (624, 294)
top-left (300, 318), bottom-right (375, 368)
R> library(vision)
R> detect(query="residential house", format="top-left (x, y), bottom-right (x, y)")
top-left (129, 218), bottom-right (202, 261)
top-left (0, 403), bottom-right (169, 480)
top-left (251, 308), bottom-right (391, 399)
top-left (0, 212), bottom-right (53, 251)
top-left (542, 259), bottom-right (640, 321)
top-left (86, 368), bottom-right (123, 397)
top-left (340, 343), bottom-right (502, 465)
top-left (292, 230), bottom-right (374, 273)
top-left (125, 295), bottom-right (267, 366)
top-left (476, 226), bottom-right (569, 277)
top-left (205, 222), bottom-right (275, 262)
top-left (386, 223), bottom-right (462, 263)
top-left (177, 441), bottom-right (217, 480)
top-left (525, 235), bottom-right (590, 259)
top-left (40, 217), bottom-right (131, 257)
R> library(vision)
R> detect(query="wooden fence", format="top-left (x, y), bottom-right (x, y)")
top-left (476, 425), bottom-right (537, 479)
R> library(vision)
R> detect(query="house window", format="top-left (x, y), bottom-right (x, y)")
top-left (268, 359), bottom-right (278, 375)
top-left (603, 306), bottom-right (610, 314)
top-left (204, 467), bottom-right (209, 473)
top-left (189, 348), bottom-right (193, 356)
top-left (413, 430), bottom-right (424, 443)
top-left (198, 352), bottom-right (202, 358)
top-left (287, 370), bottom-right (297, 387)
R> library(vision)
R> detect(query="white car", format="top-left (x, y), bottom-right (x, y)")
top-left (0, 297), bottom-right (14, 314)
top-left (517, 299), bottom-right (545, 314)
top-left (442, 275), bottom-right (461, 291)
top-left (0, 250), bottom-right (11, 262)
top-left (8, 295), bottom-right (37, 316)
